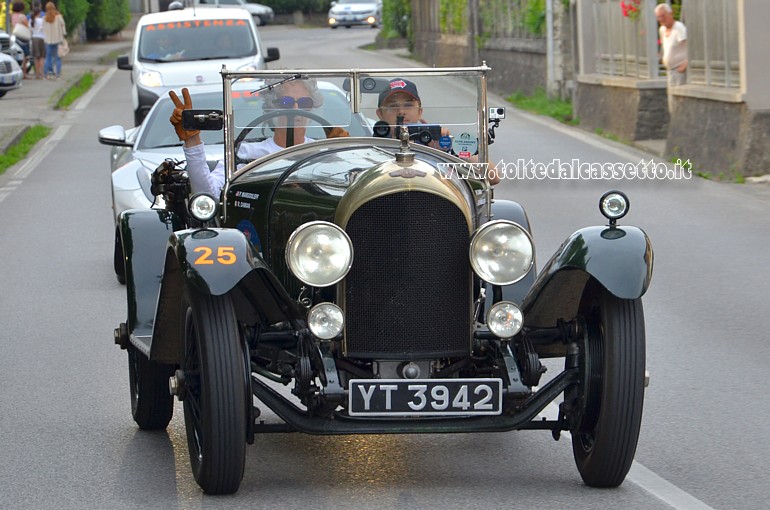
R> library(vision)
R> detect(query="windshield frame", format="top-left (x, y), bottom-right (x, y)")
top-left (219, 66), bottom-right (491, 187)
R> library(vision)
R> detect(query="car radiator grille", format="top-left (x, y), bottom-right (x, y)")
top-left (344, 191), bottom-right (471, 359)
top-left (0, 61), bottom-right (12, 74)
top-left (0, 39), bottom-right (10, 52)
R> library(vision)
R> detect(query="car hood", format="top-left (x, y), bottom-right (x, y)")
top-left (143, 58), bottom-right (261, 88)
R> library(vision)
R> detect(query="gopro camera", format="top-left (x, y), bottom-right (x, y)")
top-left (489, 107), bottom-right (506, 120)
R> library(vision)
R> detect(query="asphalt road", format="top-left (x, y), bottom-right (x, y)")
top-left (1, 24), bottom-right (769, 510)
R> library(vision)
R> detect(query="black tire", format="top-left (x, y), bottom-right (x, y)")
top-left (0, 91), bottom-right (6, 98)
top-left (128, 345), bottom-right (175, 430)
top-left (181, 288), bottom-right (247, 495)
top-left (114, 232), bottom-right (126, 285)
top-left (571, 281), bottom-right (645, 487)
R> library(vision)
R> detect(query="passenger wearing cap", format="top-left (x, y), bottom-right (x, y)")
top-left (169, 78), bottom-right (348, 196)
top-left (375, 79), bottom-right (429, 128)
top-left (377, 78), bottom-right (499, 185)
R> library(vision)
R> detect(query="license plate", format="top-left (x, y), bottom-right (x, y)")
top-left (349, 378), bottom-right (502, 416)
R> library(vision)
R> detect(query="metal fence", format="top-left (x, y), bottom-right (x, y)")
top-left (592, 0), bottom-right (659, 79)
top-left (681, 0), bottom-right (739, 88)
top-left (412, 0), bottom-right (548, 39)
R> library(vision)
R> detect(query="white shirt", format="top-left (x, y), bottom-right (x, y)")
top-left (660, 21), bottom-right (687, 70)
top-left (183, 136), bottom-right (314, 196)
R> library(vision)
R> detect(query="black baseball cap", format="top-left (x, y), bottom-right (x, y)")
top-left (378, 79), bottom-right (421, 107)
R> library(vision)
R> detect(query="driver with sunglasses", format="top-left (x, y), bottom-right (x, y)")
top-left (169, 78), bottom-right (348, 196)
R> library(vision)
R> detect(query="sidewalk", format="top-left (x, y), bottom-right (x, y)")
top-left (0, 19), bottom-right (136, 153)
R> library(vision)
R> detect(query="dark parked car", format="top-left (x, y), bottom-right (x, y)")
top-left (113, 66), bottom-right (654, 495)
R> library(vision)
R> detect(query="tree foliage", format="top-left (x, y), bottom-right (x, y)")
top-left (57, 0), bottom-right (90, 36)
top-left (382, 0), bottom-right (411, 39)
top-left (85, 0), bottom-right (130, 40)
top-left (439, 0), bottom-right (467, 34)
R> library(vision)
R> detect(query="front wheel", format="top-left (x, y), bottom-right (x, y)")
top-left (128, 344), bottom-right (174, 430)
top-left (570, 281), bottom-right (645, 487)
top-left (181, 288), bottom-right (247, 495)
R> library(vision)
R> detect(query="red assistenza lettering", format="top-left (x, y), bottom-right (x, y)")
top-left (144, 20), bottom-right (244, 31)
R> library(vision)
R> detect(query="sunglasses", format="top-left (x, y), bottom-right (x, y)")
top-left (273, 96), bottom-right (315, 110)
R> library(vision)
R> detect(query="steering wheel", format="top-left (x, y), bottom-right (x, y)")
top-left (234, 109), bottom-right (334, 161)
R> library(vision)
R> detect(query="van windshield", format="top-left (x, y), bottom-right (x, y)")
top-left (138, 20), bottom-right (257, 62)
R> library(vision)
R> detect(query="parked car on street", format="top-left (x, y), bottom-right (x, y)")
top-left (0, 29), bottom-right (25, 69)
top-left (195, 0), bottom-right (274, 25)
top-left (0, 51), bottom-right (22, 98)
top-left (328, 0), bottom-right (382, 28)
top-left (116, 6), bottom-right (279, 126)
top-left (242, 0), bottom-right (275, 25)
top-left (112, 66), bottom-right (653, 495)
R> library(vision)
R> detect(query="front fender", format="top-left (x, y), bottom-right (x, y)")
top-left (148, 228), bottom-right (302, 364)
top-left (120, 208), bottom-right (184, 336)
top-left (173, 228), bottom-right (264, 296)
top-left (521, 225), bottom-right (653, 328)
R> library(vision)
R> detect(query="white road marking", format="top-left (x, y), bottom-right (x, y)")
top-left (628, 462), bottom-right (717, 510)
top-left (7, 66), bottom-right (115, 187)
top-left (542, 403), bottom-right (716, 509)
top-left (13, 125), bottom-right (71, 180)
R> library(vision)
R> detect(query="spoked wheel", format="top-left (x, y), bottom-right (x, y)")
top-left (570, 280), bottom-right (646, 487)
top-left (128, 344), bottom-right (174, 430)
top-left (181, 287), bottom-right (247, 495)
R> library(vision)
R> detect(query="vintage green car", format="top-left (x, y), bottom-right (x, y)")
top-left (113, 66), bottom-right (653, 494)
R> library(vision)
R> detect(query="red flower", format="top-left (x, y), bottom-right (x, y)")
top-left (620, 0), bottom-right (642, 21)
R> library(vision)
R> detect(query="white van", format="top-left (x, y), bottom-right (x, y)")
top-left (117, 6), bottom-right (279, 125)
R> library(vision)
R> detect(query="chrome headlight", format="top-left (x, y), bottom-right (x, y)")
top-left (286, 221), bottom-right (353, 287)
top-left (189, 193), bottom-right (218, 222)
top-left (470, 220), bottom-right (534, 285)
top-left (599, 190), bottom-right (629, 222)
top-left (308, 303), bottom-right (344, 340)
top-left (486, 301), bottom-right (524, 338)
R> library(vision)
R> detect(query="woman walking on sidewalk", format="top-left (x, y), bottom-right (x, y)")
top-left (29, 1), bottom-right (45, 80)
top-left (42, 1), bottom-right (66, 80)
top-left (10, 1), bottom-right (31, 78)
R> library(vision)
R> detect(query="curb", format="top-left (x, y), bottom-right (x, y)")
top-left (0, 126), bottom-right (30, 154)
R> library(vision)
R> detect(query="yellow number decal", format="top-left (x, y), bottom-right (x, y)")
top-left (193, 246), bottom-right (237, 265)
top-left (193, 246), bottom-right (214, 265)
top-left (217, 247), bottom-right (236, 265)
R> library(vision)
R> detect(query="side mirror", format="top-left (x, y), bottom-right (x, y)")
top-left (117, 54), bottom-right (132, 71)
top-left (265, 47), bottom-right (280, 63)
top-left (183, 110), bottom-right (224, 131)
top-left (98, 125), bottom-right (132, 147)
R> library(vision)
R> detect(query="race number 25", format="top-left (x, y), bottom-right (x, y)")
top-left (193, 246), bottom-right (237, 265)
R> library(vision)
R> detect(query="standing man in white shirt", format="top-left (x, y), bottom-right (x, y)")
top-left (655, 3), bottom-right (687, 112)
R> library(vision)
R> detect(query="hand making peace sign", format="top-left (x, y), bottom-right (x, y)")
top-left (169, 88), bottom-right (201, 142)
